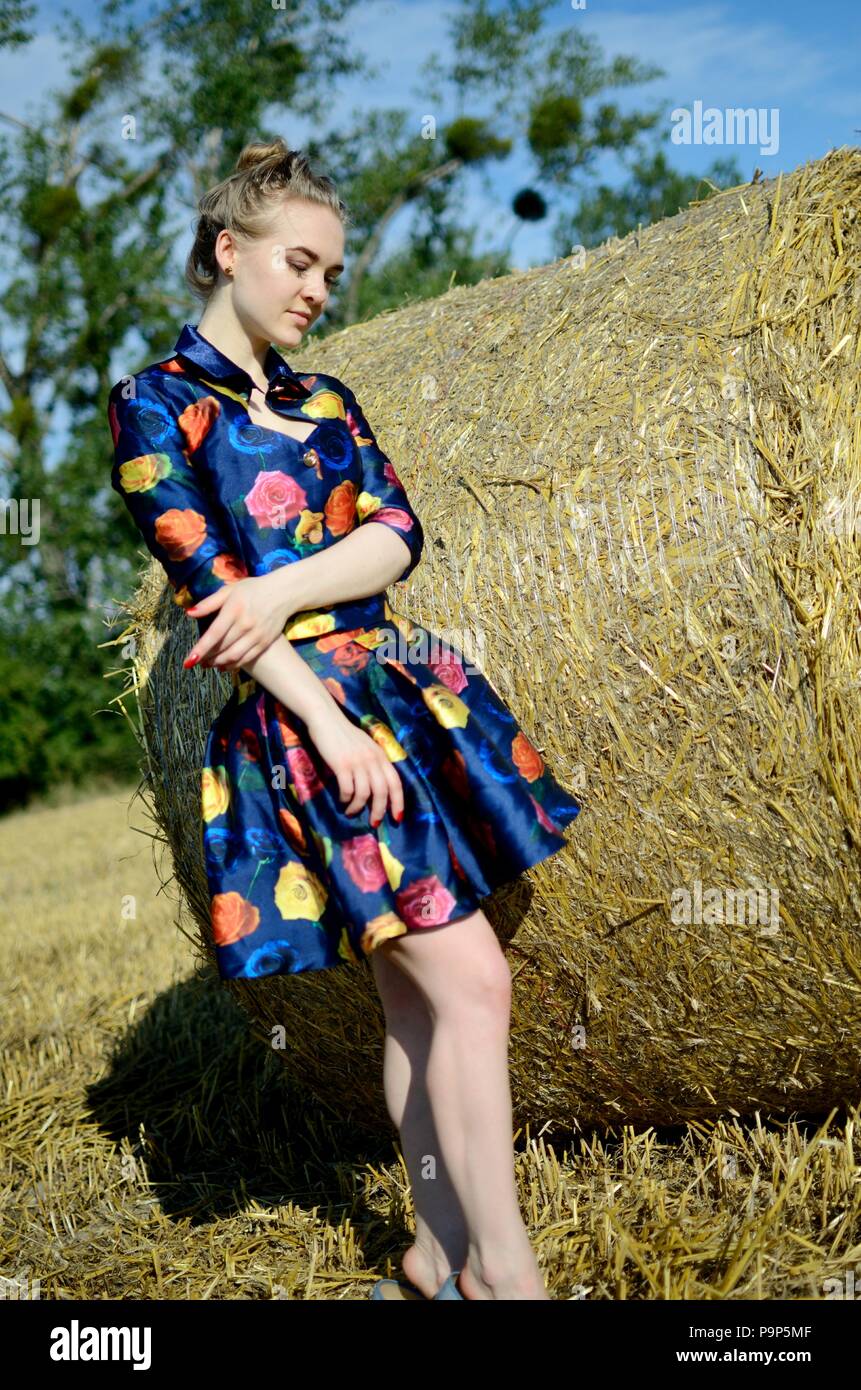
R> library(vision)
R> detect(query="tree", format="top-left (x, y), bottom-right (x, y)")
top-left (0, 0), bottom-right (738, 807)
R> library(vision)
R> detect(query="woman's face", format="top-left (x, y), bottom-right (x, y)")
top-left (226, 198), bottom-right (345, 349)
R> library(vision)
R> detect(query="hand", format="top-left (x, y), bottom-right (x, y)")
top-left (184, 573), bottom-right (296, 671)
top-left (306, 707), bottom-right (405, 825)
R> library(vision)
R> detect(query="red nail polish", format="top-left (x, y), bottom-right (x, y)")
top-left (184, 654), bottom-right (200, 668)
top-left (394, 809), bottom-right (403, 823)
top-left (370, 816), bottom-right (380, 828)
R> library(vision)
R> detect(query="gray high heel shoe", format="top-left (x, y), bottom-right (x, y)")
top-left (433, 1269), bottom-right (464, 1300)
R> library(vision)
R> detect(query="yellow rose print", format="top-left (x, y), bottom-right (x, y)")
top-left (423, 684), bottom-right (470, 729)
top-left (390, 611), bottom-right (420, 643)
top-left (360, 912), bottom-right (408, 954)
top-left (356, 489), bottom-right (384, 521)
top-left (301, 388), bottom-right (345, 422)
top-left (337, 927), bottom-right (362, 964)
top-left (109, 323), bottom-right (583, 984)
top-left (295, 509), bottom-right (325, 544)
top-left (379, 841), bottom-right (405, 890)
top-left (284, 609), bottom-right (337, 640)
top-left (197, 376), bottom-right (248, 407)
top-left (353, 626), bottom-right (389, 651)
top-left (310, 828), bottom-right (334, 867)
top-left (201, 765), bottom-right (230, 822)
top-left (273, 861), bottom-right (328, 921)
top-left (365, 717), bottom-right (407, 762)
top-left (118, 451), bottom-right (172, 493)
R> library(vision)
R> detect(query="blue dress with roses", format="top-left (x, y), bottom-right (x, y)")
top-left (108, 321), bottom-right (582, 979)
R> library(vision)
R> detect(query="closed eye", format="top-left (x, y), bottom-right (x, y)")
top-left (289, 261), bottom-right (341, 287)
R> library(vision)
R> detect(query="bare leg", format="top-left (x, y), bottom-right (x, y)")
top-left (376, 909), bottom-right (549, 1300)
top-left (371, 945), bottom-right (468, 1297)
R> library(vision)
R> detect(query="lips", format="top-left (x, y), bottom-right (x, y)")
top-left (289, 311), bottom-right (310, 324)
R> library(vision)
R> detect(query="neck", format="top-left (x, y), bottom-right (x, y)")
top-left (197, 299), bottom-right (269, 385)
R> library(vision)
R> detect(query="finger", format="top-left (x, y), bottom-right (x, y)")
top-left (206, 634), bottom-right (260, 671)
top-left (344, 767), bottom-right (370, 817)
top-left (336, 766), bottom-right (355, 808)
top-left (186, 587), bottom-right (231, 617)
top-left (185, 609), bottom-right (233, 668)
top-left (196, 613), bottom-right (250, 668)
top-left (367, 762), bottom-right (391, 828)
top-left (382, 762), bottom-right (404, 823)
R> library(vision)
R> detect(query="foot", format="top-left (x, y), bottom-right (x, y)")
top-left (457, 1250), bottom-right (551, 1301)
top-left (401, 1239), bottom-right (454, 1300)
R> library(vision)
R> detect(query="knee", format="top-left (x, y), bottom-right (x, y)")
top-left (454, 952), bottom-right (512, 1021)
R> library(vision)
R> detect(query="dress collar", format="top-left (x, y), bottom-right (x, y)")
top-left (172, 321), bottom-right (312, 403)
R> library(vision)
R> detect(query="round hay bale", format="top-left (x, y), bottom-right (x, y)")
top-left (114, 147), bottom-right (861, 1132)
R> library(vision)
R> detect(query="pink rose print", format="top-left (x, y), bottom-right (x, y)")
top-left (395, 874), bottom-right (458, 928)
top-left (382, 459), bottom-right (405, 489)
top-left (286, 745), bottom-right (325, 802)
top-left (369, 506), bottom-right (415, 534)
top-left (428, 647), bottom-right (468, 694)
top-left (342, 834), bottom-right (389, 892)
top-left (529, 794), bottom-right (565, 836)
top-left (245, 470), bottom-right (307, 529)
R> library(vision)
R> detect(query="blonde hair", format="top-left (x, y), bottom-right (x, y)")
top-left (185, 137), bottom-right (350, 302)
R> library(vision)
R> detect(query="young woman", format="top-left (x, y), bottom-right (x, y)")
top-left (108, 138), bottom-right (582, 1301)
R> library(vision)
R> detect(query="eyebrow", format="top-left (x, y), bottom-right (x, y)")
top-left (287, 245), bottom-right (345, 273)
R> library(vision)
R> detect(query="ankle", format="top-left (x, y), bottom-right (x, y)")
top-left (413, 1216), bottom-right (466, 1271)
top-left (467, 1240), bottom-right (545, 1296)
top-left (414, 1232), bottom-right (463, 1280)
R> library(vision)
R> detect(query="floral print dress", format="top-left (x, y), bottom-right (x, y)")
top-left (108, 321), bottom-right (582, 979)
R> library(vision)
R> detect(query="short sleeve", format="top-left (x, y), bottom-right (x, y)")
top-left (339, 380), bottom-right (425, 582)
top-left (108, 373), bottom-right (248, 611)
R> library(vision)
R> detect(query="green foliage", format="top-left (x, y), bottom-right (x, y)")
top-left (562, 148), bottom-right (745, 249)
top-left (0, 612), bottom-right (140, 809)
top-left (0, 0), bottom-right (737, 813)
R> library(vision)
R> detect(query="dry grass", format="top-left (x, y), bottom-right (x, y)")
top-left (2, 789), bottom-right (860, 1299)
top-left (104, 148), bottom-right (861, 1131)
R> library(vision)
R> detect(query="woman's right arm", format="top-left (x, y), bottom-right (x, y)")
top-left (241, 636), bottom-right (404, 824)
top-left (109, 372), bottom-right (401, 824)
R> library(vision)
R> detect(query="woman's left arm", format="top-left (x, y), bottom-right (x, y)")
top-left (187, 379), bottom-right (425, 666)
top-left (276, 376), bottom-right (426, 608)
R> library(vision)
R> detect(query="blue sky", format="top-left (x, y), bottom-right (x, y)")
top-left (1, 0), bottom-right (857, 274)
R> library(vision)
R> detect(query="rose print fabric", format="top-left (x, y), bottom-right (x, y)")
top-left (108, 321), bottom-right (582, 979)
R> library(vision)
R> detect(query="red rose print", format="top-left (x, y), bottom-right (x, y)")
top-left (395, 874), bottom-right (458, 928)
top-left (235, 728), bottom-right (261, 762)
top-left (286, 745), bottom-right (325, 802)
top-left (441, 749), bottom-right (470, 800)
top-left (342, 834), bottom-right (389, 892)
top-left (332, 641), bottom-right (372, 676)
top-left (512, 731), bottom-right (544, 782)
top-left (212, 891), bottom-right (260, 946)
top-left (178, 395), bottom-right (220, 452)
